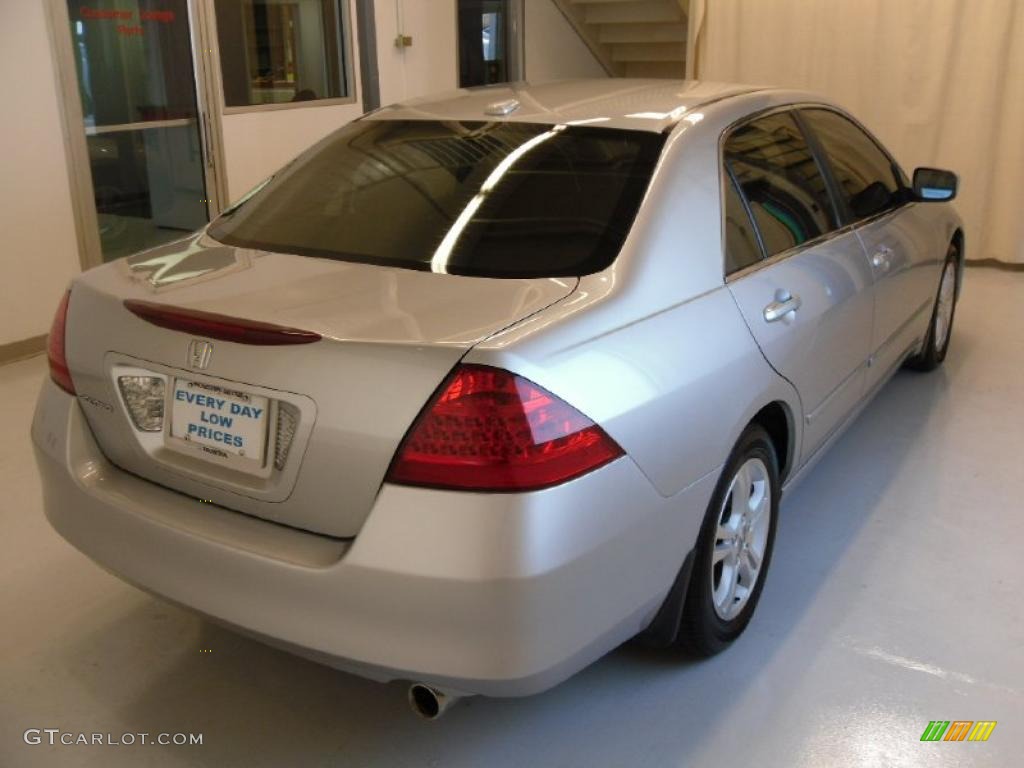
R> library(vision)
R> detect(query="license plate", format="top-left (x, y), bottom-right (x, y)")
top-left (170, 379), bottom-right (269, 463)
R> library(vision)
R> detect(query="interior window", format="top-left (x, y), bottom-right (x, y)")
top-left (724, 112), bottom-right (838, 258)
top-left (214, 0), bottom-right (349, 107)
top-left (723, 171), bottom-right (764, 274)
top-left (800, 109), bottom-right (903, 221)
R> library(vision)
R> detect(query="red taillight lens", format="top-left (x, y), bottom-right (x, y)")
top-left (387, 365), bottom-right (624, 491)
top-left (47, 290), bottom-right (75, 394)
top-left (123, 300), bottom-right (321, 345)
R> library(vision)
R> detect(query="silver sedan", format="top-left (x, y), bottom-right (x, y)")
top-left (32, 80), bottom-right (962, 717)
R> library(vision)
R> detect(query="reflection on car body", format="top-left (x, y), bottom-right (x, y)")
top-left (32, 80), bottom-right (962, 716)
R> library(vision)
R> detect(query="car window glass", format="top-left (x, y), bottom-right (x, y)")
top-left (800, 109), bottom-right (903, 221)
top-left (724, 171), bottom-right (763, 274)
top-left (724, 112), bottom-right (838, 258)
top-left (208, 120), bottom-right (665, 278)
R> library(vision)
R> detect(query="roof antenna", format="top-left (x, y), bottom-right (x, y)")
top-left (484, 99), bottom-right (520, 116)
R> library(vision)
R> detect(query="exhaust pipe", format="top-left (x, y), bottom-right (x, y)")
top-left (408, 683), bottom-right (459, 720)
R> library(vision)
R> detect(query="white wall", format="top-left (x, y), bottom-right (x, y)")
top-left (0, 3), bottom-right (83, 346)
top-left (374, 0), bottom-right (458, 106)
top-left (524, 0), bottom-right (607, 82)
top-left (220, 0), bottom-right (460, 201)
top-left (221, 103), bottom-right (366, 201)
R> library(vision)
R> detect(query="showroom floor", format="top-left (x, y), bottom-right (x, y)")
top-left (1, 266), bottom-right (1021, 767)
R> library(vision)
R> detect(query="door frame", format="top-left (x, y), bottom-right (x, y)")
top-left (455, 0), bottom-right (525, 88)
top-left (43, 0), bottom-right (228, 270)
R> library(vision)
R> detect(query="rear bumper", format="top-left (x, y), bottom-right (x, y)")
top-left (32, 378), bottom-right (717, 697)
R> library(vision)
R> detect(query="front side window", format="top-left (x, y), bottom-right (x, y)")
top-left (214, 0), bottom-right (349, 107)
top-left (724, 112), bottom-right (839, 258)
top-left (800, 109), bottom-right (903, 221)
top-left (208, 120), bottom-right (665, 278)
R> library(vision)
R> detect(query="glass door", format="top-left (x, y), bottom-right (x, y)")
top-left (61, 1), bottom-right (223, 262)
top-left (457, 0), bottom-right (523, 88)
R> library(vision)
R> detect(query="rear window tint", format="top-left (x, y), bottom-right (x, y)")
top-left (208, 120), bottom-right (665, 278)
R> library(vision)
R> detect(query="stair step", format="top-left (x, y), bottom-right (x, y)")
top-left (620, 60), bottom-right (686, 79)
top-left (584, 1), bottom-right (683, 25)
top-left (599, 21), bottom-right (686, 43)
top-left (612, 42), bottom-right (686, 62)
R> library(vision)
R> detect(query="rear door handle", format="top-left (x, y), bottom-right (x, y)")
top-left (871, 245), bottom-right (892, 271)
top-left (763, 292), bottom-right (802, 322)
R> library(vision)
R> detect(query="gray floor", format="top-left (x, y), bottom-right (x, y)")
top-left (1, 267), bottom-right (1021, 767)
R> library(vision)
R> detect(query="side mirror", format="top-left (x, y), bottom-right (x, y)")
top-left (912, 167), bottom-right (958, 202)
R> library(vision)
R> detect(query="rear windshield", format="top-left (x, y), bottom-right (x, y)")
top-left (207, 119), bottom-right (665, 278)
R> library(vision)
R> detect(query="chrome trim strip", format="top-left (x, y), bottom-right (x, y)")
top-left (85, 118), bottom-right (193, 135)
top-left (726, 221), bottom-right (861, 284)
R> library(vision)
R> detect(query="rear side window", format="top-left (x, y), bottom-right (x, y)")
top-left (723, 171), bottom-right (764, 274)
top-left (724, 112), bottom-right (839, 258)
top-left (208, 120), bottom-right (665, 278)
top-left (800, 108), bottom-right (903, 221)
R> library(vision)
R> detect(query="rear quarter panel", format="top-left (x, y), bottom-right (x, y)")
top-left (469, 284), bottom-right (800, 498)
top-left (469, 93), bottom-right (811, 498)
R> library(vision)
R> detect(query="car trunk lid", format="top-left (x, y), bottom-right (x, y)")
top-left (65, 234), bottom-right (577, 537)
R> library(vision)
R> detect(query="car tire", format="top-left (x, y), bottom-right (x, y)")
top-left (906, 243), bottom-right (959, 372)
top-left (677, 424), bottom-right (779, 656)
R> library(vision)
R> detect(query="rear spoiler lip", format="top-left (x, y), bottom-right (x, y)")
top-left (123, 300), bottom-right (322, 346)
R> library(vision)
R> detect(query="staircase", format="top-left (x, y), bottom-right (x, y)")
top-left (552, 0), bottom-right (688, 78)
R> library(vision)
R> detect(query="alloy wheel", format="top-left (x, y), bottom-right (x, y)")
top-left (711, 457), bottom-right (772, 621)
top-left (934, 262), bottom-right (956, 351)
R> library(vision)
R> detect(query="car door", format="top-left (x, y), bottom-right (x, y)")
top-left (797, 108), bottom-right (938, 391)
top-left (724, 110), bottom-right (875, 464)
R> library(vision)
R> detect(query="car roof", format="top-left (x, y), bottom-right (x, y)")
top-left (365, 79), bottom-right (772, 133)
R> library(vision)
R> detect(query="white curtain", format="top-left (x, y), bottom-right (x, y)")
top-left (694, 0), bottom-right (1024, 263)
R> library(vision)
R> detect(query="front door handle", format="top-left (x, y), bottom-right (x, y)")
top-left (763, 291), bottom-right (802, 322)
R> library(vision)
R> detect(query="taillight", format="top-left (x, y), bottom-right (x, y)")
top-left (123, 300), bottom-right (321, 345)
top-left (387, 365), bottom-right (624, 491)
top-left (47, 290), bottom-right (75, 394)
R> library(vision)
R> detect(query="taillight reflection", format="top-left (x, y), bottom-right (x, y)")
top-left (387, 364), bottom-right (624, 492)
top-left (48, 290), bottom-right (75, 394)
